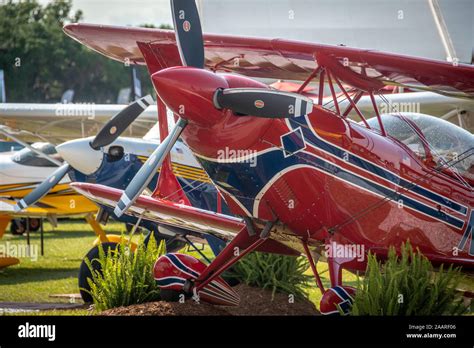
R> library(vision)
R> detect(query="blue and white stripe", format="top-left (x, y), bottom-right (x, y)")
top-left (322, 286), bottom-right (354, 316)
top-left (199, 145), bottom-right (465, 230)
top-left (157, 253), bottom-right (240, 304)
top-left (288, 115), bottom-right (468, 216)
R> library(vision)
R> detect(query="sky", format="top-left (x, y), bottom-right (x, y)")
top-left (201, 0), bottom-right (473, 62)
top-left (38, 0), bottom-right (174, 27)
top-left (37, 0), bottom-right (473, 62)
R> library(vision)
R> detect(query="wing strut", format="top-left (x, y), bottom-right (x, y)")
top-left (317, 69), bottom-right (326, 105)
top-left (326, 70), bottom-right (341, 115)
top-left (151, 97), bottom-right (190, 205)
top-left (369, 91), bottom-right (386, 136)
top-left (332, 73), bottom-right (370, 129)
top-left (137, 40), bottom-right (191, 205)
top-left (296, 66), bottom-right (322, 94)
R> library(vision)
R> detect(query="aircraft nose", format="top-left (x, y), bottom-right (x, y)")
top-left (152, 66), bottom-right (228, 127)
top-left (56, 138), bottom-right (103, 175)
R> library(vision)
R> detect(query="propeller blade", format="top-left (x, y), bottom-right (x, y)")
top-left (214, 88), bottom-right (314, 118)
top-left (14, 163), bottom-right (71, 212)
top-left (113, 118), bottom-right (188, 217)
top-left (90, 95), bottom-right (154, 150)
top-left (170, 0), bottom-right (204, 68)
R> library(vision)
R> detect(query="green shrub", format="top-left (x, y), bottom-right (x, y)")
top-left (350, 241), bottom-right (468, 315)
top-left (85, 234), bottom-right (166, 311)
top-left (229, 252), bottom-right (312, 300)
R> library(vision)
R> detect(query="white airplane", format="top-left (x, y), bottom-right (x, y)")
top-left (0, 97), bottom-right (161, 237)
top-left (0, 142), bottom-right (63, 186)
top-left (0, 102), bottom-right (160, 143)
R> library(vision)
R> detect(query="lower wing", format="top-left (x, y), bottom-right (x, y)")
top-left (70, 182), bottom-right (245, 241)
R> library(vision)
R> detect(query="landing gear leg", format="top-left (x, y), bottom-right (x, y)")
top-left (154, 220), bottom-right (274, 306)
top-left (85, 213), bottom-right (109, 243)
top-left (327, 255), bottom-right (343, 287)
top-left (193, 221), bottom-right (273, 295)
top-left (319, 240), bottom-right (355, 315)
top-left (301, 241), bottom-right (325, 294)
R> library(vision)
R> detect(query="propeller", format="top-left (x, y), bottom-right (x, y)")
top-left (214, 88), bottom-right (313, 118)
top-left (14, 163), bottom-right (70, 212)
top-left (113, 118), bottom-right (188, 217)
top-left (114, 0), bottom-right (203, 216)
top-left (90, 95), bottom-right (154, 150)
top-left (170, 0), bottom-right (204, 68)
top-left (114, 0), bottom-right (314, 217)
top-left (14, 96), bottom-right (153, 212)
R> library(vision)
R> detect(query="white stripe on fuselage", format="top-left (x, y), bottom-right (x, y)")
top-left (249, 148), bottom-right (464, 229)
top-left (290, 115), bottom-right (468, 216)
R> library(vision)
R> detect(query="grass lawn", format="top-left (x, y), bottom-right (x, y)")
top-left (0, 218), bottom-right (127, 304)
top-left (0, 218), bottom-right (357, 315)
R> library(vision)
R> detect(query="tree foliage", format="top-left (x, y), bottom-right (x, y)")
top-left (0, 0), bottom-right (153, 103)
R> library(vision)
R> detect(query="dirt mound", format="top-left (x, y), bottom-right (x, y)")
top-left (101, 284), bottom-right (320, 316)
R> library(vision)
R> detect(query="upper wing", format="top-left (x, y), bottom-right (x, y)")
top-left (0, 103), bottom-right (158, 143)
top-left (64, 23), bottom-right (474, 99)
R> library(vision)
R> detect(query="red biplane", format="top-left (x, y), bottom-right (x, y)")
top-left (64, 0), bottom-right (473, 313)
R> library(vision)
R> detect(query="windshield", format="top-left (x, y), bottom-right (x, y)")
top-left (12, 143), bottom-right (62, 167)
top-left (367, 113), bottom-right (474, 184)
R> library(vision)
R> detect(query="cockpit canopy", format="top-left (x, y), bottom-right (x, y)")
top-left (367, 112), bottom-right (473, 186)
top-left (12, 142), bottom-right (63, 167)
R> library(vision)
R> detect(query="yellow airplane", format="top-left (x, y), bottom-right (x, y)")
top-left (0, 98), bottom-right (161, 268)
top-left (0, 142), bottom-right (99, 268)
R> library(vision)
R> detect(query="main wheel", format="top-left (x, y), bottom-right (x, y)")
top-left (28, 218), bottom-right (41, 232)
top-left (9, 218), bottom-right (41, 235)
top-left (78, 242), bottom-right (118, 303)
top-left (10, 219), bottom-right (26, 235)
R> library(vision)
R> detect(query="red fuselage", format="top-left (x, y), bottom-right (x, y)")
top-left (153, 66), bottom-right (473, 270)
